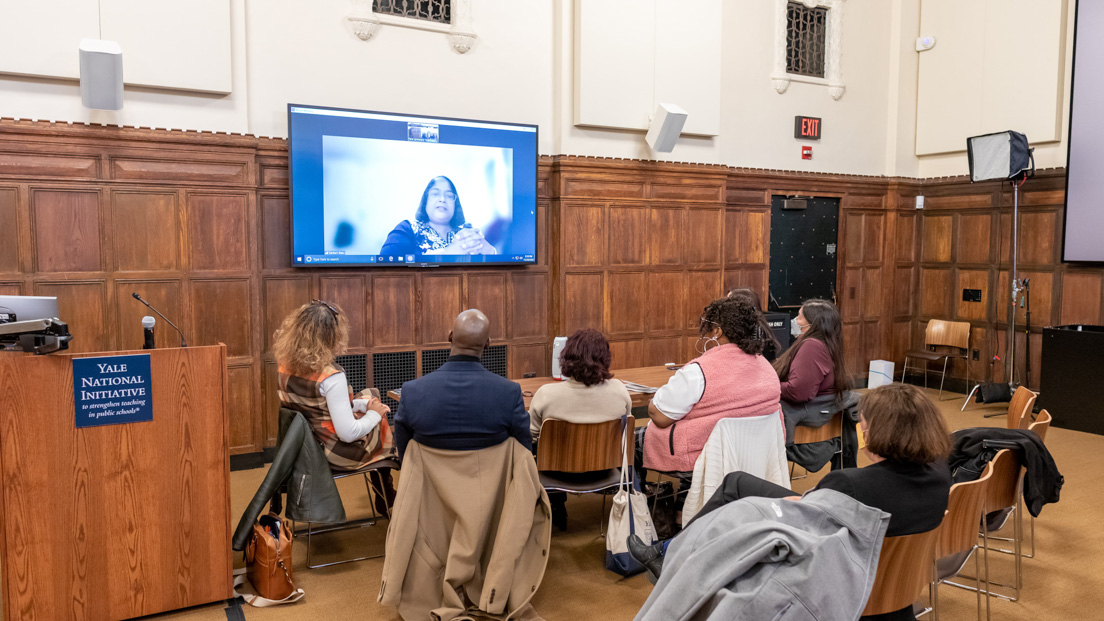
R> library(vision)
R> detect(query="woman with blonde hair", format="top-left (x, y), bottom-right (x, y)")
top-left (274, 300), bottom-right (396, 507)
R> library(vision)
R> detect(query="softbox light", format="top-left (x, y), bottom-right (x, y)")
top-left (966, 130), bottom-right (1032, 182)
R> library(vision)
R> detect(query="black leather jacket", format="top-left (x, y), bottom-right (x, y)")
top-left (232, 409), bottom-right (346, 551)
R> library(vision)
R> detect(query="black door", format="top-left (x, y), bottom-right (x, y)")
top-left (768, 196), bottom-right (839, 313)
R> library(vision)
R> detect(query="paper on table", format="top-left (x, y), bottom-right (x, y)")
top-left (621, 382), bottom-right (658, 394)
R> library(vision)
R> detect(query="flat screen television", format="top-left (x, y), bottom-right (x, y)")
top-left (288, 104), bottom-right (538, 266)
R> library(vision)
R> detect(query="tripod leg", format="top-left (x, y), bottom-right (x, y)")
top-left (961, 384), bottom-right (981, 412)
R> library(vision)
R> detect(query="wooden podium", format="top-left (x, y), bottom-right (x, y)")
top-left (0, 345), bottom-right (231, 620)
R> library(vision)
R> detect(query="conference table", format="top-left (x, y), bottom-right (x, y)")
top-left (387, 365), bottom-right (677, 427)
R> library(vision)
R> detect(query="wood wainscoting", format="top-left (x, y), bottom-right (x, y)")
top-left (8, 118), bottom-right (1061, 453)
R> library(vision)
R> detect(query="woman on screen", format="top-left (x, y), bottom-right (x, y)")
top-left (379, 176), bottom-right (498, 257)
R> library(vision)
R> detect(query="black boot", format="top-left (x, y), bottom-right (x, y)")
top-left (627, 533), bottom-right (665, 584)
top-left (550, 493), bottom-right (568, 531)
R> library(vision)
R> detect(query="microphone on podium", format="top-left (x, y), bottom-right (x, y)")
top-left (142, 316), bottom-right (156, 350)
top-left (131, 292), bottom-right (188, 347)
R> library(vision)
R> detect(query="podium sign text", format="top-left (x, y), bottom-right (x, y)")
top-left (73, 353), bottom-right (153, 427)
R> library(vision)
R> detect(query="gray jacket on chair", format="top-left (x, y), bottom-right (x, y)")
top-left (635, 489), bottom-right (889, 621)
top-left (232, 409), bottom-right (346, 551)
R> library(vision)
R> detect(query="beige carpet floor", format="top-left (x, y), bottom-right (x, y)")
top-left (142, 389), bottom-right (1102, 620)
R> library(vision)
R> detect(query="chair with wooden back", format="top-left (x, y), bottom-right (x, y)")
top-left (1022, 409), bottom-right (1052, 558)
top-left (536, 416), bottom-right (634, 531)
top-left (931, 464), bottom-right (993, 621)
top-left (901, 319), bottom-right (971, 400)
top-left (861, 528), bottom-right (940, 617)
top-left (789, 412), bottom-right (843, 480)
top-left (1005, 386), bottom-right (1038, 430)
top-left (979, 449), bottom-right (1023, 602)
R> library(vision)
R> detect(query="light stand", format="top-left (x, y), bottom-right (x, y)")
top-left (961, 128), bottom-right (1033, 411)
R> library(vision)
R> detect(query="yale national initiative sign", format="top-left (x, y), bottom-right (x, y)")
top-left (73, 354), bottom-right (153, 428)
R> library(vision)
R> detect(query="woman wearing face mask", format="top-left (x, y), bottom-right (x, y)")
top-left (638, 296), bottom-right (782, 477)
top-left (380, 175), bottom-right (498, 257)
top-left (773, 299), bottom-right (855, 469)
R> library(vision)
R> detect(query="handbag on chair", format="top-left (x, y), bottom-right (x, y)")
top-left (606, 417), bottom-right (658, 576)
top-left (233, 513), bottom-right (305, 607)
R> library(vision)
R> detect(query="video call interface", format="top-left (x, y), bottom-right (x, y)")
top-left (288, 105), bottom-right (538, 266)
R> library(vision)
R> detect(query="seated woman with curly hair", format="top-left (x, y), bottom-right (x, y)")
top-left (637, 296), bottom-right (782, 478)
top-left (529, 328), bottom-right (632, 530)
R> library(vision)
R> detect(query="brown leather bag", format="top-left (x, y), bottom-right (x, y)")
top-left (241, 513), bottom-right (301, 605)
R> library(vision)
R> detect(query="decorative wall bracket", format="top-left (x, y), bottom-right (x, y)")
top-left (346, 0), bottom-right (477, 54)
top-left (771, 0), bottom-right (846, 100)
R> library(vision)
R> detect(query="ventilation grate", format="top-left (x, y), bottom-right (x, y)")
top-left (372, 350), bottom-right (416, 422)
top-left (334, 354), bottom-right (369, 394)
top-left (481, 344), bottom-right (507, 378)
top-left (421, 348), bottom-right (451, 376)
top-left (786, 1), bottom-right (827, 78)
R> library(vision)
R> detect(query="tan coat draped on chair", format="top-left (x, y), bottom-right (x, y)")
top-left (379, 439), bottom-right (552, 621)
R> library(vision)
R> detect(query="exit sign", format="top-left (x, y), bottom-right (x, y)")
top-left (794, 116), bottom-right (822, 140)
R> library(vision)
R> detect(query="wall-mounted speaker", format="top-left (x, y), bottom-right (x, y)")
top-left (645, 103), bottom-right (688, 153)
top-left (79, 39), bottom-right (124, 111)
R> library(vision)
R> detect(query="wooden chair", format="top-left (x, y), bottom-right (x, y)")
top-left (861, 528), bottom-right (940, 617)
top-left (930, 464), bottom-right (993, 621)
top-left (901, 319), bottom-right (971, 400)
top-left (789, 412), bottom-right (843, 480)
top-left (536, 415), bottom-right (634, 533)
top-left (1005, 386), bottom-right (1038, 429)
top-left (947, 449), bottom-right (1022, 605)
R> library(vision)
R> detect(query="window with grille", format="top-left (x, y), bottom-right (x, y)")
top-left (786, 2), bottom-right (828, 78)
top-left (372, 0), bottom-right (451, 24)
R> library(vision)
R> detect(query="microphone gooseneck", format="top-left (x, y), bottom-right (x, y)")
top-left (131, 292), bottom-right (188, 347)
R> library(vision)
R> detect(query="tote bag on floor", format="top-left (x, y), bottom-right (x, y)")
top-left (605, 417), bottom-right (657, 576)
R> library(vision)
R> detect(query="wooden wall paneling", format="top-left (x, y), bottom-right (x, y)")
top-left (0, 187), bottom-right (20, 272)
top-left (921, 215), bottom-right (952, 263)
top-left (967, 325), bottom-right (989, 382)
top-left (744, 210), bottom-right (768, 264)
top-left (724, 210), bottom-right (744, 265)
top-left (842, 322), bottom-right (864, 382)
top-left (419, 275), bottom-right (462, 345)
top-left (686, 270), bottom-right (723, 328)
top-left (896, 212), bottom-right (917, 264)
top-left (509, 272), bottom-right (548, 339)
top-left (862, 213), bottom-right (884, 263)
top-left (35, 280), bottom-right (109, 353)
top-left (260, 195), bottom-right (292, 270)
top-left (862, 320), bottom-right (881, 369)
top-left (466, 273), bottom-right (507, 341)
top-left (649, 208), bottom-right (683, 265)
top-left (955, 269), bottom-right (989, 321)
top-left (536, 200), bottom-right (550, 266)
top-left (186, 193), bottom-right (250, 272)
top-left (562, 204), bottom-right (606, 267)
top-left (192, 279), bottom-right (252, 357)
top-left (320, 276), bottom-right (368, 349)
top-left (563, 272), bottom-right (604, 335)
top-left (110, 157), bottom-right (250, 185)
top-left (372, 276), bottom-right (416, 347)
top-left (509, 343), bottom-right (547, 379)
top-left (685, 208), bottom-right (723, 266)
top-left (862, 267), bottom-right (882, 319)
top-left (227, 363), bottom-right (256, 452)
top-left (841, 268), bottom-right (862, 321)
top-left (605, 271), bottom-right (646, 335)
top-left (722, 268), bottom-right (743, 296)
top-left (0, 282), bottom-right (22, 295)
top-left (608, 205), bottom-right (648, 265)
top-left (919, 268), bottom-right (952, 318)
top-left (956, 212), bottom-right (992, 265)
top-left (0, 151), bottom-right (99, 178)
top-left (645, 271), bottom-right (685, 332)
top-left (1059, 271), bottom-right (1103, 324)
top-left (115, 279), bottom-right (184, 350)
top-left (645, 337), bottom-right (681, 367)
top-left (894, 266), bottom-right (915, 317)
top-left (1017, 211), bottom-right (1059, 266)
top-left (31, 188), bottom-right (102, 272)
top-left (262, 361), bottom-right (280, 446)
top-left (262, 277), bottom-right (312, 353)
top-left (649, 182), bottom-right (724, 203)
top-left (609, 339), bottom-right (644, 370)
top-left (111, 190), bottom-right (181, 271)
top-left (844, 212), bottom-right (865, 265)
top-left (891, 321), bottom-right (913, 369)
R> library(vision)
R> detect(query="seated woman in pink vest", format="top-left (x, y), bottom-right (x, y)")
top-left (641, 296), bottom-right (782, 475)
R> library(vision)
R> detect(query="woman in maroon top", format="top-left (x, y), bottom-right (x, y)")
top-left (773, 299), bottom-right (854, 469)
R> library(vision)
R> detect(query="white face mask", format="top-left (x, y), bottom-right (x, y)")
top-left (791, 318), bottom-right (805, 338)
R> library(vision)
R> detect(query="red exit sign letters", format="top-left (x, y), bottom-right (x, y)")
top-left (794, 116), bottom-right (822, 140)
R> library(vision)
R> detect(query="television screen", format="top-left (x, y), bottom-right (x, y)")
top-left (288, 104), bottom-right (538, 266)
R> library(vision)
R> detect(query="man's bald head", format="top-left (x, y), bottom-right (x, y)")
top-left (449, 309), bottom-right (491, 357)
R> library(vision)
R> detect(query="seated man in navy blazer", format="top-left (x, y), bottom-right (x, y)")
top-left (394, 309), bottom-right (531, 461)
